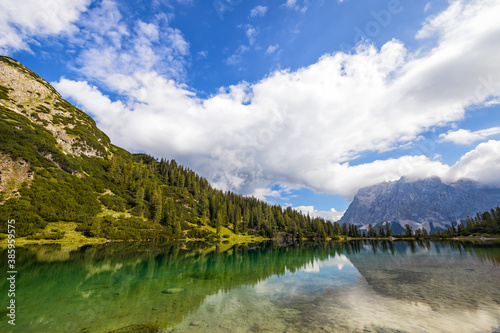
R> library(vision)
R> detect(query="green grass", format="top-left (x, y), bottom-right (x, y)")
top-left (0, 222), bottom-right (107, 247)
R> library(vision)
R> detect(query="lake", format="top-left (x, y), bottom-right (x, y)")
top-left (1, 240), bottom-right (500, 332)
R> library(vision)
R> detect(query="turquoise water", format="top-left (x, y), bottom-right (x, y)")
top-left (1, 241), bottom-right (500, 332)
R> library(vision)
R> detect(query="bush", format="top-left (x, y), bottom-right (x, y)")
top-left (44, 231), bottom-right (65, 240)
top-left (100, 194), bottom-right (127, 212)
top-left (186, 228), bottom-right (215, 239)
top-left (180, 220), bottom-right (190, 230)
top-left (27, 230), bottom-right (65, 240)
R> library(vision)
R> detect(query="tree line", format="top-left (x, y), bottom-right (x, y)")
top-left (2, 100), bottom-right (499, 241)
top-left (434, 207), bottom-right (500, 238)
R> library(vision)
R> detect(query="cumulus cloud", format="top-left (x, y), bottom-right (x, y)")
top-left (0, 0), bottom-right (90, 54)
top-left (253, 188), bottom-right (282, 200)
top-left (53, 78), bottom-right (129, 130)
top-left (446, 140), bottom-right (500, 186)
top-left (250, 6), bottom-right (268, 18)
top-left (295, 206), bottom-right (345, 222)
top-left (439, 127), bottom-right (500, 145)
top-left (54, 0), bottom-right (500, 201)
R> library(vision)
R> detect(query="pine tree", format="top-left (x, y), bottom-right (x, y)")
top-left (342, 223), bottom-right (348, 236)
top-left (216, 213), bottom-right (223, 236)
top-left (377, 225), bottom-right (386, 238)
top-left (404, 224), bottom-right (413, 238)
top-left (385, 222), bottom-right (393, 237)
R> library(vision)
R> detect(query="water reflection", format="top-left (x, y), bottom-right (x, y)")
top-left (0, 241), bottom-right (499, 333)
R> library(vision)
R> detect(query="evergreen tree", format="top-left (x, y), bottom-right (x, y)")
top-left (404, 224), bottom-right (413, 238)
top-left (341, 223), bottom-right (348, 236)
top-left (377, 225), bottom-right (386, 238)
top-left (384, 222), bottom-right (393, 237)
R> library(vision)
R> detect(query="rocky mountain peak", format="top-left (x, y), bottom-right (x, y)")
top-left (0, 56), bottom-right (110, 158)
top-left (339, 177), bottom-right (500, 233)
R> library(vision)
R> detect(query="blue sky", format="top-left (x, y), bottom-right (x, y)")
top-left (2, 0), bottom-right (500, 221)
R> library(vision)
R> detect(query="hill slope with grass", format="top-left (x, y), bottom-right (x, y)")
top-left (0, 56), bottom-right (335, 242)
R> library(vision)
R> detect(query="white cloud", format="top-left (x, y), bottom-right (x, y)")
top-left (485, 98), bottom-right (500, 106)
top-left (266, 44), bottom-right (279, 54)
top-left (284, 0), bottom-right (308, 13)
top-left (0, 0), bottom-right (90, 54)
top-left (440, 127), bottom-right (500, 145)
top-left (302, 156), bottom-right (451, 199)
top-left (245, 25), bottom-right (258, 45)
top-left (295, 206), bottom-right (345, 221)
top-left (197, 50), bottom-right (208, 58)
top-left (54, 78), bottom-right (129, 129)
top-left (446, 140), bottom-right (500, 186)
top-left (54, 0), bottom-right (500, 202)
top-left (250, 6), bottom-right (268, 18)
top-left (69, 0), bottom-right (190, 92)
top-left (226, 45), bottom-right (249, 65)
top-left (253, 188), bottom-right (282, 200)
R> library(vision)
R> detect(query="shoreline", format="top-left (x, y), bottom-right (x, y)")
top-left (2, 235), bottom-right (500, 248)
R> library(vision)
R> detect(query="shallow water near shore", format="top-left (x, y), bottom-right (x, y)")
top-left (1, 240), bottom-right (500, 333)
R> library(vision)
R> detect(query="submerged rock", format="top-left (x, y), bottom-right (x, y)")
top-left (189, 321), bottom-right (205, 327)
top-left (109, 323), bottom-right (159, 332)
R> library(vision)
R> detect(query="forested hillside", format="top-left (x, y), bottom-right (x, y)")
top-left (0, 56), bottom-right (337, 241)
top-left (2, 56), bottom-right (498, 242)
top-left (434, 207), bottom-right (500, 238)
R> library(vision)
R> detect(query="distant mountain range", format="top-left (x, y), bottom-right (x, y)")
top-left (338, 177), bottom-right (500, 233)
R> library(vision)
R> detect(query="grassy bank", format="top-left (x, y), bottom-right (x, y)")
top-left (0, 222), bottom-right (108, 247)
top-left (0, 221), bottom-right (269, 248)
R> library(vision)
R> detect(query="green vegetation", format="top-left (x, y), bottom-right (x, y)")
top-left (1, 57), bottom-right (343, 241)
top-left (0, 222), bottom-right (107, 245)
top-left (361, 208), bottom-right (500, 240)
top-left (433, 207), bottom-right (500, 238)
top-left (0, 95), bottom-right (367, 242)
top-left (0, 241), bottom-right (367, 331)
top-left (358, 222), bottom-right (427, 239)
top-left (0, 105), bottom-right (79, 171)
top-left (3, 56), bottom-right (498, 244)
top-left (0, 84), bottom-right (11, 100)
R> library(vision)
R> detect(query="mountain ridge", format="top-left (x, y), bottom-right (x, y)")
top-left (339, 176), bottom-right (500, 233)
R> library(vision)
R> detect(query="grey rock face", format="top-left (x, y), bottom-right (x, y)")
top-left (338, 177), bottom-right (500, 232)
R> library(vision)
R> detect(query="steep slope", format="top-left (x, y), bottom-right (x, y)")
top-left (338, 176), bottom-right (500, 233)
top-left (0, 56), bottom-right (333, 241)
top-left (0, 56), bottom-right (110, 159)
